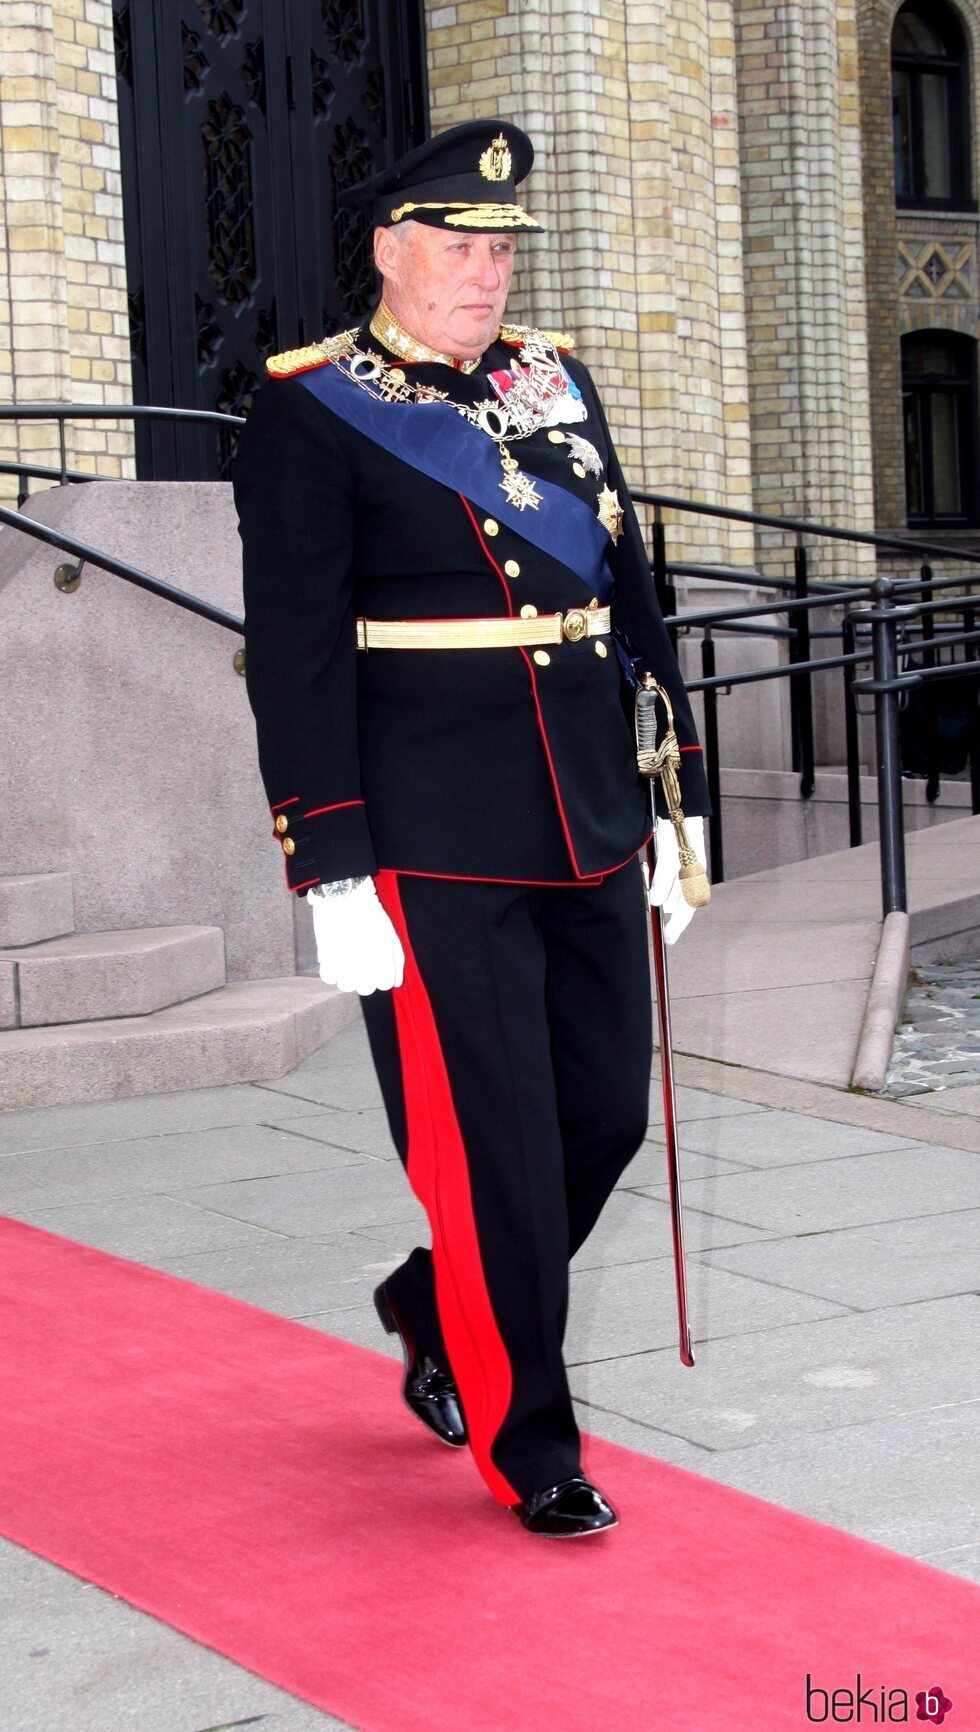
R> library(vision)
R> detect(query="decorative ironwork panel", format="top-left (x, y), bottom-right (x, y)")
top-left (182, 23), bottom-right (208, 92)
top-left (202, 93), bottom-right (258, 304)
top-left (114, 6), bottom-right (133, 85)
top-left (196, 0), bottom-right (245, 39)
top-left (112, 0), bottom-right (427, 478)
top-left (311, 51), bottom-right (335, 120)
top-left (322, 0), bottom-right (366, 67)
top-left (241, 37), bottom-right (266, 112)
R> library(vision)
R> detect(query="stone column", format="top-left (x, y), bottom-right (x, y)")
top-left (734, 0), bottom-right (876, 583)
top-left (423, 0), bottom-right (756, 567)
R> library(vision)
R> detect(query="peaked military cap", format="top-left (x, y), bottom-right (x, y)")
top-left (337, 119), bottom-right (543, 233)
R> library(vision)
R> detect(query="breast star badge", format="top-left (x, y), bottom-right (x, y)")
top-left (597, 484), bottom-right (624, 544)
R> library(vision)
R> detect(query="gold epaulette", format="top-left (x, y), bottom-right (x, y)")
top-left (500, 322), bottom-right (575, 353)
top-left (265, 329), bottom-right (358, 378)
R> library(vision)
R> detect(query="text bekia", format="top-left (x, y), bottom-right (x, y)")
top-left (805, 1676), bottom-right (954, 1723)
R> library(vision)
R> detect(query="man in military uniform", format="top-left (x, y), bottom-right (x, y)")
top-left (233, 121), bottom-right (709, 1538)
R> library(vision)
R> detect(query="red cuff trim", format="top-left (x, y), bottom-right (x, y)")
top-left (291, 876), bottom-right (321, 892)
top-left (270, 796), bottom-right (299, 812)
top-left (680, 745), bottom-right (702, 755)
top-left (301, 799), bottom-right (365, 818)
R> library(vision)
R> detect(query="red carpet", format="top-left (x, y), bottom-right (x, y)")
top-left (1, 1217), bottom-right (976, 1731)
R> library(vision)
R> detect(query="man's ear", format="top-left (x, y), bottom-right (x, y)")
top-left (373, 225), bottom-right (398, 281)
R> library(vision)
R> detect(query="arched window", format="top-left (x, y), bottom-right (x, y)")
top-left (902, 331), bottom-right (977, 524)
top-left (892, 1), bottom-right (972, 208)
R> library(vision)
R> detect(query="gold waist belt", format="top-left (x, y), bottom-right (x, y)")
top-left (356, 606), bottom-right (611, 651)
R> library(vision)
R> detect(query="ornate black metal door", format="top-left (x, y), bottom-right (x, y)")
top-left (113, 0), bottom-right (427, 478)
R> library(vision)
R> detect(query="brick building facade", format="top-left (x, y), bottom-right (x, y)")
top-left (1, 0), bottom-right (977, 575)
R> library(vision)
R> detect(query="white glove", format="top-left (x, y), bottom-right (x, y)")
top-left (648, 816), bottom-right (708, 946)
top-left (307, 876), bottom-right (405, 995)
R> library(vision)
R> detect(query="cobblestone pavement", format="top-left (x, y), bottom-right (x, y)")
top-left (885, 960), bottom-right (980, 1097)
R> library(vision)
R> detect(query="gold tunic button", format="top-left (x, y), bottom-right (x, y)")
top-left (505, 560), bottom-right (521, 578)
top-left (274, 814), bottom-right (289, 834)
top-left (520, 603), bottom-right (538, 619)
top-left (548, 430), bottom-right (565, 445)
top-left (483, 517), bottom-right (499, 536)
top-left (282, 836), bottom-right (296, 855)
top-left (573, 462), bottom-right (586, 479)
top-left (594, 640), bottom-right (608, 658)
top-left (533, 650), bottom-right (551, 667)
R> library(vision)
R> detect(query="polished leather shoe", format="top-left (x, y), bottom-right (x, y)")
top-left (512, 1474), bottom-right (619, 1537)
top-left (373, 1281), bottom-right (468, 1448)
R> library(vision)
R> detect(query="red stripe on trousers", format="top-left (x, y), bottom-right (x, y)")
top-left (374, 870), bottom-right (518, 1507)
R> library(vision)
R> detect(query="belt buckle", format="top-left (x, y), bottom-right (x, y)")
top-left (563, 608), bottom-right (588, 643)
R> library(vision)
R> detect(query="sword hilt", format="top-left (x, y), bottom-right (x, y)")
top-left (636, 676), bottom-right (711, 909)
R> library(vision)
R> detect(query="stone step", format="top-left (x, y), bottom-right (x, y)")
top-left (0, 925), bottom-right (227, 1030)
top-left (0, 976), bottom-right (358, 1111)
top-left (0, 872), bottom-right (74, 948)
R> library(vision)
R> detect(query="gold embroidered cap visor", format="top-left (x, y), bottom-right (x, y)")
top-left (337, 119), bottom-right (543, 234)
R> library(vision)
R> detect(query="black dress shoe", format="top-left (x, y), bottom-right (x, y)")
top-left (373, 1281), bottom-right (468, 1448)
top-left (512, 1475), bottom-right (618, 1537)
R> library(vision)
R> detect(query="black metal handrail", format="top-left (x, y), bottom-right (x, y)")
top-left (0, 402), bottom-right (244, 498)
top-left (0, 500), bottom-right (242, 633)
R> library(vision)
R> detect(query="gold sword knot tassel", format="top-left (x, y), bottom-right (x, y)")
top-left (635, 675), bottom-right (711, 909)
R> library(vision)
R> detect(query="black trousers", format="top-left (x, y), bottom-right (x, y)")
top-left (361, 857), bottom-right (653, 1506)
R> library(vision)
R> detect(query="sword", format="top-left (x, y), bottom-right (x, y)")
top-left (636, 675), bottom-right (710, 1369)
top-left (647, 853), bottom-right (695, 1368)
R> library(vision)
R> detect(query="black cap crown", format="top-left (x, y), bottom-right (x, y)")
top-left (338, 119), bottom-right (542, 233)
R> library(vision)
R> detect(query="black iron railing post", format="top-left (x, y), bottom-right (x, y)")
top-left (919, 561), bottom-right (940, 802)
top-left (700, 632), bottom-right (724, 883)
top-left (58, 416), bottom-right (68, 486)
top-left (652, 505), bottom-right (677, 652)
top-left (966, 603), bottom-right (980, 817)
top-left (791, 534), bottom-right (815, 797)
top-left (842, 612), bottom-right (863, 847)
top-left (869, 578), bottom-right (908, 915)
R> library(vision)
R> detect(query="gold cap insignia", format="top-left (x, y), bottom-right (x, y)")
top-left (480, 134), bottom-right (513, 183)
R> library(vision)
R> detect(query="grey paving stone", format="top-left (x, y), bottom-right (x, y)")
top-left (154, 1230), bottom-right (408, 1318)
top-left (915, 1542), bottom-right (980, 1585)
top-left (700, 1210), bottom-right (980, 1309)
top-left (253, 1065), bottom-right (385, 1113)
top-left (266, 1106), bottom-right (399, 1161)
top-left (291, 1019), bottom-right (373, 1071)
top-left (173, 1161), bottom-right (427, 1237)
top-left (572, 1401), bottom-right (712, 1472)
top-left (659, 1109), bottom-right (918, 1168)
top-left (618, 1139), bottom-right (750, 1187)
top-left (646, 1083), bottom-right (762, 1124)
top-left (2, 1193), bottom-right (283, 1261)
top-left (570, 1187), bottom-right (778, 1273)
top-left (0, 1120), bottom-right (375, 1211)
top-left (298, 1300), bottom-right (402, 1358)
top-left (565, 1255), bottom-right (848, 1364)
top-left (638, 1144), bottom-right (980, 1234)
top-left (677, 1400), bottom-right (980, 1569)
top-left (0, 1540), bottom-right (353, 1732)
top-left (0, 1082), bottom-right (329, 1158)
top-left (568, 1294), bottom-right (980, 1452)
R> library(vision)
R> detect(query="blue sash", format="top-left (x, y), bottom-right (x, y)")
top-left (298, 361), bottom-right (615, 606)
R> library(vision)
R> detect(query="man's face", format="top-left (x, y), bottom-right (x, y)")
top-left (374, 221), bottom-right (516, 359)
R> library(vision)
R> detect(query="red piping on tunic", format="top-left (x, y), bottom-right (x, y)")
top-left (458, 492), bottom-right (593, 879)
top-left (391, 838), bottom-right (650, 890)
top-left (270, 796), bottom-right (300, 812)
top-left (375, 869), bottom-right (518, 1507)
top-left (301, 799), bottom-right (365, 818)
